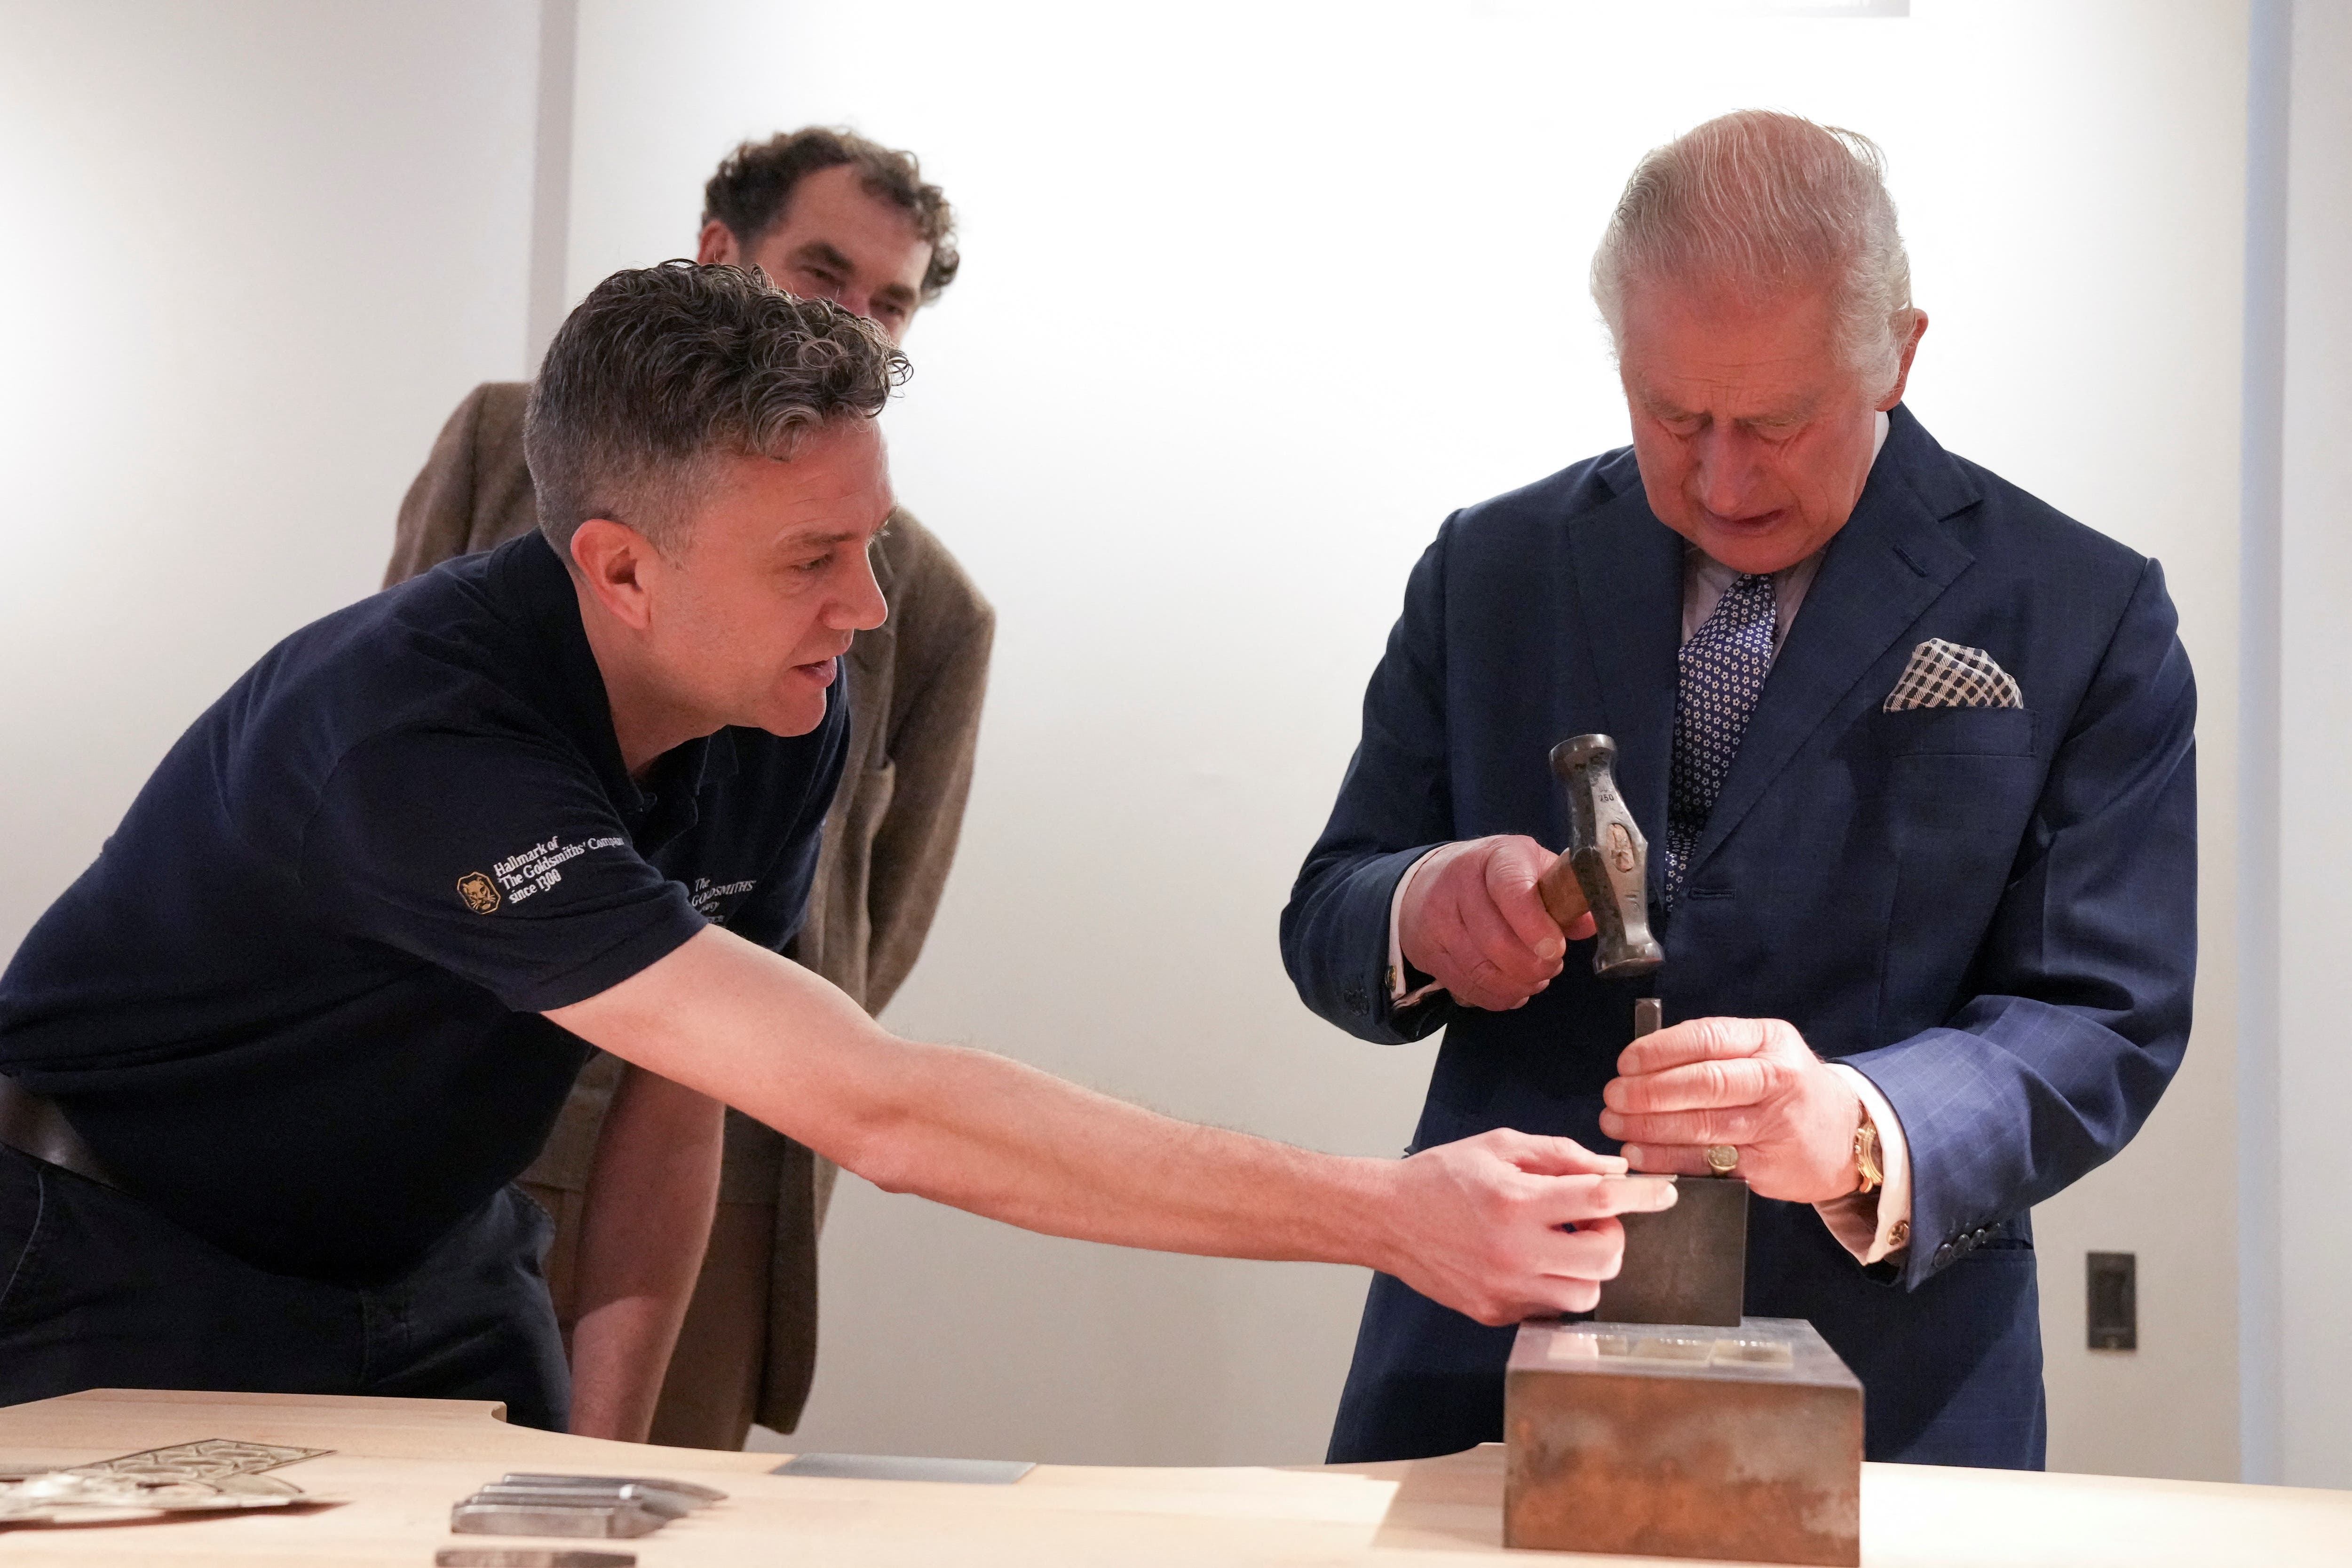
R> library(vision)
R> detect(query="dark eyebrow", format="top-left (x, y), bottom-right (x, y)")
top-left (789, 240), bottom-right (855, 275)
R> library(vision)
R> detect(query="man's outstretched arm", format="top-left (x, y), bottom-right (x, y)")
top-left (548, 925), bottom-right (1673, 1326)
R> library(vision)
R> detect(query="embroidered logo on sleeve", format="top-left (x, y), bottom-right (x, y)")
top-left (688, 876), bottom-right (758, 920)
top-left (461, 834), bottom-right (632, 910)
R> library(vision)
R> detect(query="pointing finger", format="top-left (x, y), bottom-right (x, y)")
top-left (1501, 1132), bottom-right (1630, 1178)
top-left (1532, 1174), bottom-right (1678, 1227)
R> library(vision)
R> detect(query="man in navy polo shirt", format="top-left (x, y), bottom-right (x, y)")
top-left (0, 262), bottom-right (1672, 1431)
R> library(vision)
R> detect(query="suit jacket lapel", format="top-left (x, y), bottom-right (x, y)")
top-left (1686, 409), bottom-right (1979, 880)
top-left (1562, 459), bottom-right (1683, 873)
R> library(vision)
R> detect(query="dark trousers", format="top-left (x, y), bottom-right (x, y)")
top-left (0, 1146), bottom-right (569, 1430)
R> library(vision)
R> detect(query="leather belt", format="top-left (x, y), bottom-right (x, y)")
top-left (0, 1074), bottom-right (120, 1189)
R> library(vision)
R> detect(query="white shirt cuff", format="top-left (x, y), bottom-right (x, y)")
top-left (1814, 1064), bottom-right (1913, 1265)
top-left (1385, 848), bottom-right (1447, 1008)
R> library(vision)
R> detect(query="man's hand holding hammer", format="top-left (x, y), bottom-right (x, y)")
top-left (1399, 836), bottom-right (1869, 1206)
top-left (1398, 836), bottom-right (1599, 1012)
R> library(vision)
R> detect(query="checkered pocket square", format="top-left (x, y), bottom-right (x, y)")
top-left (1883, 638), bottom-right (2023, 712)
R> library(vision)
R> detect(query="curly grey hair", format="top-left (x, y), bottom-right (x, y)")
top-left (525, 260), bottom-right (910, 559)
top-left (1591, 111), bottom-right (1918, 396)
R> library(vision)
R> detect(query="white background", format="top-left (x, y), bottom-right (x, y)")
top-left (3, 0), bottom-right (2340, 1485)
top-left (0, 0), bottom-right (542, 921)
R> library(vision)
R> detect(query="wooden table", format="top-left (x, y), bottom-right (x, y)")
top-left (0, 1389), bottom-right (2343, 1566)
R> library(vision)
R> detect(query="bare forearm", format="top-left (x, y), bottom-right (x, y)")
top-left (552, 927), bottom-right (1673, 1326)
top-left (850, 1040), bottom-right (1399, 1271)
top-left (557, 933), bottom-right (1394, 1271)
top-left (565, 1065), bottom-right (723, 1441)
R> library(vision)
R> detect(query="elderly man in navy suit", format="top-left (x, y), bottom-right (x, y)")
top-left (1282, 110), bottom-right (2195, 1470)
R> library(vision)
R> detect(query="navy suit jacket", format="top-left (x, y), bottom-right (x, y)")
top-left (1282, 406), bottom-right (2196, 1469)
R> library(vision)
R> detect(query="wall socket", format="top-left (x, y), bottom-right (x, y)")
top-left (2087, 1251), bottom-right (2137, 1351)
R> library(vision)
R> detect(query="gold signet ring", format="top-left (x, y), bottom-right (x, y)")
top-left (1704, 1144), bottom-right (1740, 1176)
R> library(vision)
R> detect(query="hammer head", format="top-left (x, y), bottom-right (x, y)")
top-left (1548, 734), bottom-right (1664, 980)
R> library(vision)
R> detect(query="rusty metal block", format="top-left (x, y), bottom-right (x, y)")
top-left (1595, 1174), bottom-right (1749, 1328)
top-left (1504, 1317), bottom-right (1861, 1566)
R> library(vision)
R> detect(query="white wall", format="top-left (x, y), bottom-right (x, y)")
top-left (561, 0), bottom-right (2250, 1477)
top-left (0, 0), bottom-right (542, 961)
top-left (2269, 0), bottom-right (2352, 1493)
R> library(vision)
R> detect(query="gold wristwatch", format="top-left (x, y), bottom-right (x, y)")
top-left (1853, 1112), bottom-right (1885, 1196)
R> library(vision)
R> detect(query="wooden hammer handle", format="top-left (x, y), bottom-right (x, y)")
top-left (1536, 851), bottom-right (1590, 932)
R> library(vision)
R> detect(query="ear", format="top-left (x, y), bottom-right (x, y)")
top-left (696, 220), bottom-right (739, 267)
top-left (569, 518), bottom-right (663, 631)
top-left (1876, 309), bottom-right (1930, 412)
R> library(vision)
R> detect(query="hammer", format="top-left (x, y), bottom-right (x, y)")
top-left (1535, 733), bottom-right (1664, 981)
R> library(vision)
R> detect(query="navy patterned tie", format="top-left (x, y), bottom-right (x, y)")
top-left (1664, 572), bottom-right (1777, 905)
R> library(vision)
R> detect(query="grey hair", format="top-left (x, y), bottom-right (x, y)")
top-left (525, 259), bottom-right (910, 559)
top-left (1591, 111), bottom-right (1917, 396)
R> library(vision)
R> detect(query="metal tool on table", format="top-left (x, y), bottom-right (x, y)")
top-left (772, 1452), bottom-right (1035, 1483)
top-left (1504, 732), bottom-right (1860, 1567)
top-left (447, 1472), bottom-right (724, 1542)
top-left (436, 1552), bottom-right (638, 1568)
top-left (497, 1473), bottom-right (726, 1505)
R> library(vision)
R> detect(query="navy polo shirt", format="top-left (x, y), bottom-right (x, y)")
top-left (0, 531), bottom-right (847, 1284)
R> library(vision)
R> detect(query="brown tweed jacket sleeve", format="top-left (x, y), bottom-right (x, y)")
top-left (866, 521), bottom-right (992, 1011)
top-left (387, 381), bottom-right (992, 1436)
top-left (385, 382), bottom-right (541, 585)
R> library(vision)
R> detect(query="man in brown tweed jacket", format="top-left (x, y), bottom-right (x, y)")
top-left (386, 129), bottom-right (992, 1449)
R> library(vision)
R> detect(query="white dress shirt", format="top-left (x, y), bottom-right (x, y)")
top-left (1384, 411), bottom-right (1913, 1265)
